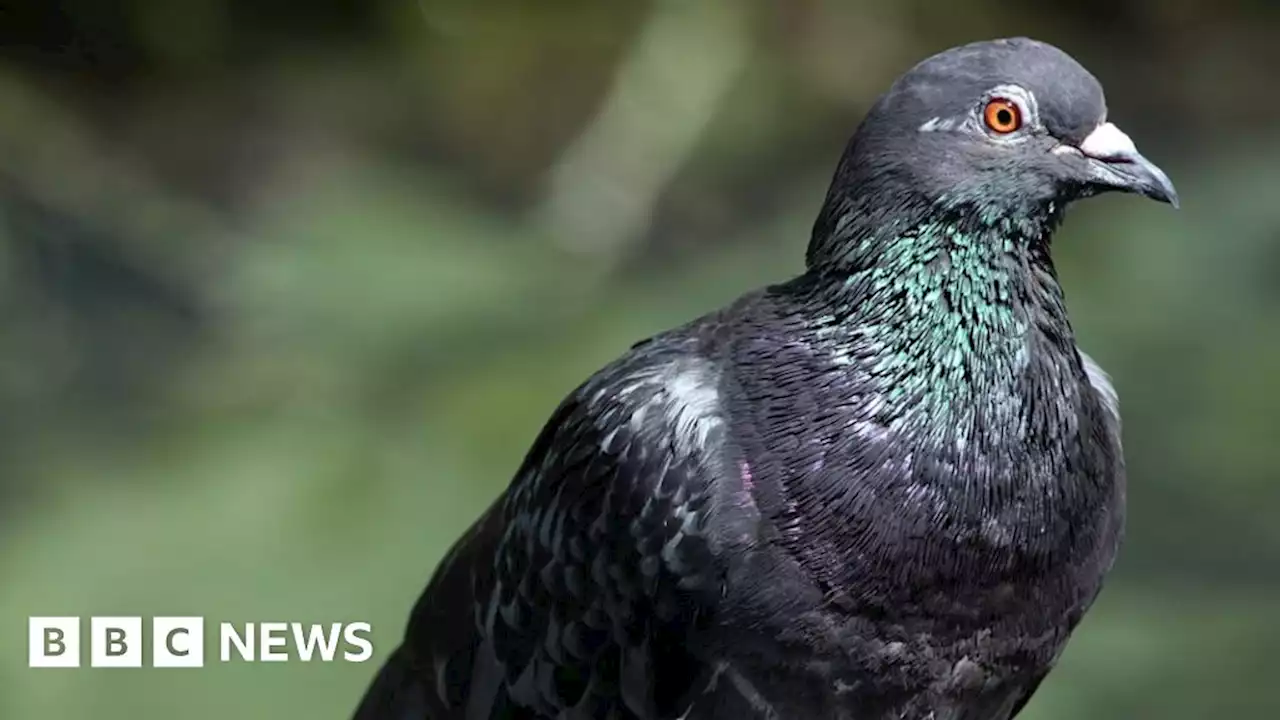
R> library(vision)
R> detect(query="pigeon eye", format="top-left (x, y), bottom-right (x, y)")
top-left (983, 99), bottom-right (1022, 134)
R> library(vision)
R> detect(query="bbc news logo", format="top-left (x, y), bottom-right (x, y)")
top-left (28, 617), bottom-right (373, 668)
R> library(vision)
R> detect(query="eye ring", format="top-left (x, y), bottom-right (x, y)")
top-left (983, 98), bottom-right (1022, 134)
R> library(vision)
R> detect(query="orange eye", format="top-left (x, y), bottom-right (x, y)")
top-left (983, 98), bottom-right (1022, 134)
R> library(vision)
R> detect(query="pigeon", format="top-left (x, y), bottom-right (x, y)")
top-left (353, 37), bottom-right (1177, 720)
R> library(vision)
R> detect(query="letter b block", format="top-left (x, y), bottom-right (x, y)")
top-left (29, 617), bottom-right (80, 668)
top-left (90, 617), bottom-right (142, 667)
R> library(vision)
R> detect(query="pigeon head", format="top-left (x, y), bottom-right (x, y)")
top-left (810, 37), bottom-right (1177, 266)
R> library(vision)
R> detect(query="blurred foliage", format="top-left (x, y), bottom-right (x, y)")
top-left (1, 1), bottom-right (1278, 718)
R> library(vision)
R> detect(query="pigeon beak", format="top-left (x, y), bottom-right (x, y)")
top-left (1075, 122), bottom-right (1179, 209)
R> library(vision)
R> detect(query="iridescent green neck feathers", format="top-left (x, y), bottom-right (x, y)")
top-left (803, 207), bottom-right (1077, 439)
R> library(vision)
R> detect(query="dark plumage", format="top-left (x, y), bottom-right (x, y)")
top-left (354, 37), bottom-right (1177, 720)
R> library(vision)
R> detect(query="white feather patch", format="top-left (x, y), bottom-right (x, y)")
top-left (1080, 349), bottom-right (1121, 430)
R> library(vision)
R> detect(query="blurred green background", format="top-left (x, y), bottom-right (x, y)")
top-left (1, 1), bottom-right (1277, 718)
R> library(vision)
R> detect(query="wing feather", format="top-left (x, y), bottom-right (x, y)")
top-left (355, 348), bottom-right (742, 719)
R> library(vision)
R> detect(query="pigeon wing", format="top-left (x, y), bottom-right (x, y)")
top-left (354, 349), bottom-right (751, 720)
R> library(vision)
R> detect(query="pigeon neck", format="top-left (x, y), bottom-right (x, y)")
top-left (802, 205), bottom-right (1080, 430)
top-left (764, 209), bottom-right (1096, 597)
